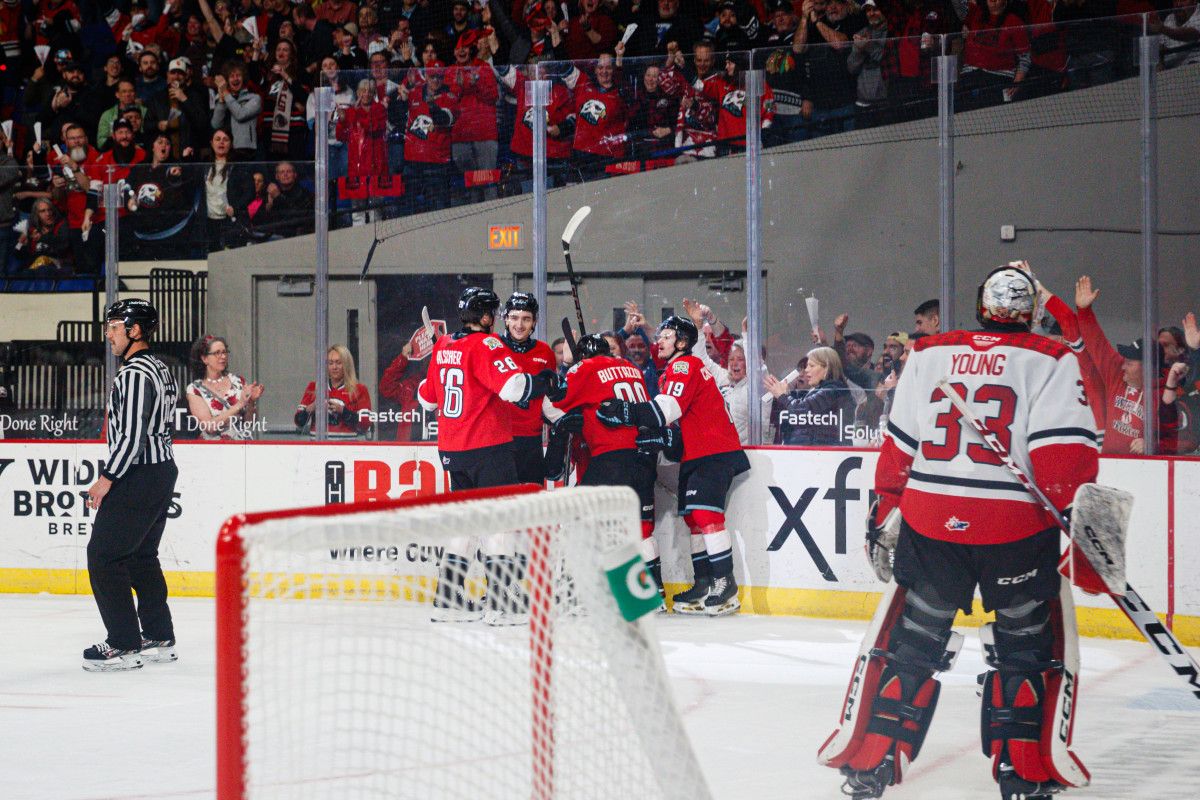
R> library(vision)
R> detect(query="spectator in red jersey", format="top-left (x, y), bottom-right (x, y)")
top-left (885, 0), bottom-right (953, 122)
top-left (496, 53), bottom-right (580, 188)
top-left (398, 62), bottom-right (460, 213)
top-left (705, 54), bottom-right (775, 153)
top-left (295, 344), bottom-right (374, 437)
top-left (1074, 275), bottom-right (1183, 454)
top-left (318, 0), bottom-right (359, 27)
top-left (572, 52), bottom-right (630, 178)
top-left (564, 0), bottom-right (619, 60)
top-left (624, 56), bottom-right (681, 160)
top-left (672, 39), bottom-right (721, 160)
top-left (83, 118), bottom-right (147, 247)
top-left (340, 78), bottom-right (391, 183)
top-left (448, 29), bottom-right (501, 203)
top-left (379, 339), bottom-right (430, 441)
top-left (959, 0), bottom-right (1031, 110)
top-left (50, 123), bottom-right (103, 274)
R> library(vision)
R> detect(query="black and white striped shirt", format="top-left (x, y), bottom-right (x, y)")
top-left (102, 351), bottom-right (177, 481)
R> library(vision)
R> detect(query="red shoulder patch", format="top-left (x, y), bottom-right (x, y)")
top-left (914, 330), bottom-right (1071, 359)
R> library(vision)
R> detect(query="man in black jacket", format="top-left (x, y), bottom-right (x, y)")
top-left (144, 58), bottom-right (211, 158)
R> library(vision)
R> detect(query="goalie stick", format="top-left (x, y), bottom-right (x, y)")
top-left (936, 377), bottom-right (1200, 701)
top-left (561, 206), bottom-right (591, 336)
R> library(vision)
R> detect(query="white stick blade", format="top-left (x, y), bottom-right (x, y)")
top-left (421, 306), bottom-right (434, 336)
top-left (562, 205), bottom-right (592, 247)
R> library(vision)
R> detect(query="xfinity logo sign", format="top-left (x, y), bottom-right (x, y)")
top-left (766, 457), bottom-right (863, 582)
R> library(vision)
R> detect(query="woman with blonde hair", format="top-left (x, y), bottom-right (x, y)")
top-left (765, 345), bottom-right (857, 446)
top-left (294, 344), bottom-right (373, 436)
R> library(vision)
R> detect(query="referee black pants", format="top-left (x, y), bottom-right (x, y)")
top-left (87, 460), bottom-right (178, 651)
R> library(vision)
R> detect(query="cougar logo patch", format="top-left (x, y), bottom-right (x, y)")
top-left (722, 89), bottom-right (746, 117)
top-left (483, 336), bottom-right (504, 351)
top-left (410, 114), bottom-right (434, 139)
top-left (945, 516), bottom-right (970, 532)
top-left (671, 361), bottom-right (690, 374)
top-left (580, 98), bottom-right (607, 125)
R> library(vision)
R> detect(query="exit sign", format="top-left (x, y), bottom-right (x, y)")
top-left (488, 224), bottom-right (523, 250)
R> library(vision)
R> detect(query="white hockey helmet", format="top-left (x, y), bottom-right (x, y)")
top-left (976, 265), bottom-right (1039, 328)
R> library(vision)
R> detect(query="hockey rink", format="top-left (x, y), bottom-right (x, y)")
top-left (3, 593), bottom-right (1198, 800)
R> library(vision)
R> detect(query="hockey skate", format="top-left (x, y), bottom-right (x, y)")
top-left (671, 576), bottom-right (712, 615)
top-left (82, 641), bottom-right (144, 672)
top-left (998, 763), bottom-right (1067, 800)
top-left (840, 758), bottom-right (895, 799)
top-left (704, 575), bottom-right (740, 616)
top-left (483, 556), bottom-right (528, 627)
top-left (139, 636), bottom-right (178, 664)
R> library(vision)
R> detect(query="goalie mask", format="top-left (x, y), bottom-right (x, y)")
top-left (976, 266), bottom-right (1038, 329)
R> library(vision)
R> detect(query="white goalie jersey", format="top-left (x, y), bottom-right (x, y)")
top-left (875, 329), bottom-right (1100, 545)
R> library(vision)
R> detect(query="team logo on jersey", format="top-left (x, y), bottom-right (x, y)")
top-left (567, 362), bottom-right (582, 375)
top-left (722, 89), bottom-right (746, 118)
top-left (522, 106), bottom-right (535, 129)
top-left (971, 334), bottom-right (1004, 350)
top-left (945, 516), bottom-right (970, 532)
top-left (579, 98), bottom-right (608, 125)
top-left (483, 336), bottom-right (503, 350)
top-left (410, 114), bottom-right (434, 139)
top-left (671, 361), bottom-right (690, 374)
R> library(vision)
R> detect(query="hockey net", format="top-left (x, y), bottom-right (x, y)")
top-left (216, 485), bottom-right (711, 800)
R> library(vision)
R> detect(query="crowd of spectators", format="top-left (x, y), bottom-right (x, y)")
top-left (1, 0), bottom-right (1195, 278)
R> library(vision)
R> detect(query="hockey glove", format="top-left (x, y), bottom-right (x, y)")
top-left (865, 497), bottom-right (901, 583)
top-left (636, 426), bottom-right (683, 462)
top-left (544, 410), bottom-right (584, 481)
top-left (530, 369), bottom-right (566, 401)
top-left (597, 398), bottom-right (665, 428)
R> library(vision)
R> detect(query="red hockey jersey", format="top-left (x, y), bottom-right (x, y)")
top-left (875, 330), bottom-right (1099, 545)
top-left (572, 82), bottom-right (628, 158)
top-left (545, 355), bottom-right (644, 458)
top-left (500, 68), bottom-right (577, 160)
top-left (655, 355), bottom-right (743, 463)
top-left (506, 339), bottom-right (556, 438)
top-left (418, 331), bottom-right (519, 452)
top-left (404, 85), bottom-right (459, 164)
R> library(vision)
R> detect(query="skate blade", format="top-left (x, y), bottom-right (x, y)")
top-left (82, 654), bottom-right (144, 672)
top-left (673, 601), bottom-right (708, 615)
top-left (705, 598), bottom-right (741, 617)
top-left (141, 646), bottom-right (178, 663)
top-left (484, 611), bottom-right (529, 627)
top-left (430, 608), bottom-right (481, 623)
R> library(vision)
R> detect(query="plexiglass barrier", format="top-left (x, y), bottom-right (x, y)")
top-left (1, 10), bottom-right (1196, 453)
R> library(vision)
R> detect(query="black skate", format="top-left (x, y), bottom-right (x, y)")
top-left (839, 759), bottom-right (894, 799)
top-left (140, 636), bottom-right (178, 664)
top-left (671, 576), bottom-right (712, 615)
top-left (704, 575), bottom-right (740, 616)
top-left (483, 556), bottom-right (528, 627)
top-left (997, 763), bottom-right (1067, 800)
top-left (82, 641), bottom-right (144, 672)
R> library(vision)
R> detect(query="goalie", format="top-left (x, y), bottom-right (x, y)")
top-left (818, 265), bottom-right (1102, 800)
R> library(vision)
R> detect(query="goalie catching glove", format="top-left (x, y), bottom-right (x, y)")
top-left (865, 497), bottom-right (901, 583)
top-left (596, 398), bottom-right (666, 428)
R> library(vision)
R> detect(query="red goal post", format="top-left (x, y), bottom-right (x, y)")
top-left (215, 484), bottom-right (711, 800)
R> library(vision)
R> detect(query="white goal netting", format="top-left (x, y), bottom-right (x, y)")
top-left (216, 486), bottom-right (712, 800)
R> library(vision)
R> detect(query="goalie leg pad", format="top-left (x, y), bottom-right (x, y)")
top-left (819, 583), bottom-right (962, 788)
top-left (979, 585), bottom-right (1089, 790)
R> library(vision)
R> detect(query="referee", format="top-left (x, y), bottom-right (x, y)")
top-left (83, 299), bottom-right (180, 672)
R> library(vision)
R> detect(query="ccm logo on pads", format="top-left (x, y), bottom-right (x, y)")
top-left (997, 568), bottom-right (1038, 586)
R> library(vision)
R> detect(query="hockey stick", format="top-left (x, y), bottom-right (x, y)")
top-left (421, 306), bottom-right (435, 339)
top-left (561, 317), bottom-right (578, 361)
top-left (936, 378), bottom-right (1200, 700)
top-left (561, 205), bottom-right (591, 336)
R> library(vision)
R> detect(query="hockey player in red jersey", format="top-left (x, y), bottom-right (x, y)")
top-left (500, 292), bottom-right (557, 485)
top-left (543, 334), bottom-right (666, 600)
top-left (417, 287), bottom-right (564, 623)
top-left (818, 266), bottom-right (1100, 800)
top-left (596, 316), bottom-right (750, 616)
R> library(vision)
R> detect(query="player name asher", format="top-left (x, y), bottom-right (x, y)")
top-left (596, 365), bottom-right (645, 383)
top-left (949, 351), bottom-right (1008, 376)
top-left (436, 350), bottom-right (464, 365)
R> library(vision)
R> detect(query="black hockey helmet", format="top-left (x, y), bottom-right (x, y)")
top-left (458, 286), bottom-right (500, 324)
top-left (575, 333), bottom-right (611, 360)
top-left (503, 291), bottom-right (539, 319)
top-left (657, 315), bottom-right (698, 352)
top-left (105, 298), bottom-right (159, 340)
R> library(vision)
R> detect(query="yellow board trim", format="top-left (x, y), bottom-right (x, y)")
top-left (4, 569), bottom-right (1197, 647)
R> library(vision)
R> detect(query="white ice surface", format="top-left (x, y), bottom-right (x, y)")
top-left (2, 594), bottom-right (1198, 800)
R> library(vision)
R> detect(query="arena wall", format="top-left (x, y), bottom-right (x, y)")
top-left (0, 441), bottom-right (1194, 646)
